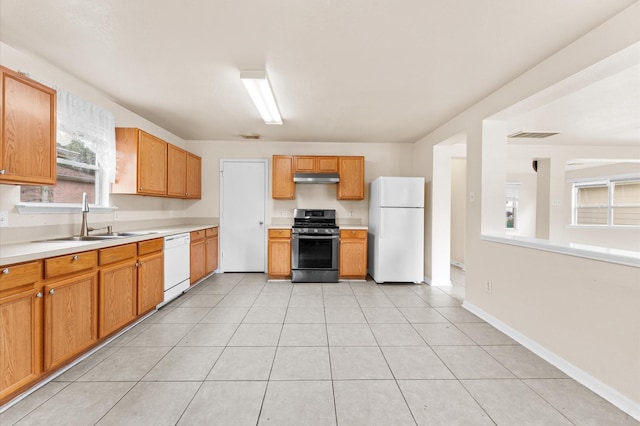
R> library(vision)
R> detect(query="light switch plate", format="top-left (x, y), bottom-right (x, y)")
top-left (0, 211), bottom-right (8, 227)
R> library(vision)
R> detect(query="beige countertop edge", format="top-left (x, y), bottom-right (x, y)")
top-left (0, 224), bottom-right (218, 266)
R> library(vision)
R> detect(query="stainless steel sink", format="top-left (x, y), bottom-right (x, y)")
top-left (92, 231), bottom-right (157, 237)
top-left (38, 231), bottom-right (157, 242)
top-left (42, 235), bottom-right (124, 242)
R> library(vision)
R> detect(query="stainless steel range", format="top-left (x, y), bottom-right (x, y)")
top-left (291, 209), bottom-right (339, 283)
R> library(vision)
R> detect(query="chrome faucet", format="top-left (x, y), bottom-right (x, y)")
top-left (79, 192), bottom-right (112, 236)
top-left (80, 192), bottom-right (90, 236)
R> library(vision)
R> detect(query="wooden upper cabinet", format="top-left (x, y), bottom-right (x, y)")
top-left (317, 156), bottom-right (339, 173)
top-left (0, 66), bottom-right (57, 186)
top-left (272, 155), bottom-right (294, 199)
top-left (338, 156), bottom-right (365, 200)
top-left (293, 156), bottom-right (315, 173)
top-left (186, 152), bottom-right (201, 199)
top-left (293, 156), bottom-right (338, 173)
top-left (138, 131), bottom-right (167, 195)
top-left (112, 128), bottom-right (167, 196)
top-left (167, 144), bottom-right (187, 197)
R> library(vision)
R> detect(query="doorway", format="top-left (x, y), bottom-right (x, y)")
top-left (219, 159), bottom-right (267, 272)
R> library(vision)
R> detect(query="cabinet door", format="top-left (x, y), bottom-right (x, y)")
top-left (268, 238), bottom-right (291, 277)
top-left (339, 240), bottom-right (367, 278)
top-left (190, 240), bottom-right (205, 284)
top-left (167, 144), bottom-right (187, 197)
top-left (205, 236), bottom-right (218, 275)
top-left (98, 262), bottom-right (137, 338)
top-left (186, 153), bottom-right (201, 199)
top-left (0, 66), bottom-right (56, 185)
top-left (317, 156), bottom-right (339, 173)
top-left (272, 155), bottom-right (294, 199)
top-left (137, 252), bottom-right (164, 314)
top-left (44, 272), bottom-right (98, 371)
top-left (294, 156), bottom-right (316, 172)
top-left (0, 288), bottom-right (43, 402)
top-left (137, 130), bottom-right (167, 195)
top-left (338, 156), bottom-right (365, 200)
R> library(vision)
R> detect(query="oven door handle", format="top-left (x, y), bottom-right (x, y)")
top-left (292, 234), bottom-right (338, 240)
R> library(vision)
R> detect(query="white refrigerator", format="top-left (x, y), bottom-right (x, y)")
top-left (368, 177), bottom-right (425, 283)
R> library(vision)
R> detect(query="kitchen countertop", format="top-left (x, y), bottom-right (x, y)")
top-left (0, 224), bottom-right (218, 266)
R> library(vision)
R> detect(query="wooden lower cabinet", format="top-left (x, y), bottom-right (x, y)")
top-left (43, 271), bottom-right (98, 371)
top-left (0, 287), bottom-right (43, 402)
top-left (98, 244), bottom-right (137, 338)
top-left (98, 262), bottom-right (137, 338)
top-left (268, 229), bottom-right (291, 278)
top-left (0, 237), bottom-right (168, 404)
top-left (339, 229), bottom-right (368, 279)
top-left (137, 251), bottom-right (163, 314)
top-left (205, 227), bottom-right (218, 275)
top-left (190, 230), bottom-right (206, 284)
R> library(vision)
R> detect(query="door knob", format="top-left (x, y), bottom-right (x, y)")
top-left (259, 221), bottom-right (264, 225)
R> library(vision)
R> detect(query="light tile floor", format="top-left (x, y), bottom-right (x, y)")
top-left (1, 272), bottom-right (637, 425)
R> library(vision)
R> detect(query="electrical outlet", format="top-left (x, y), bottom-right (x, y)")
top-left (114, 211), bottom-right (119, 221)
top-left (485, 281), bottom-right (492, 294)
top-left (0, 211), bottom-right (8, 227)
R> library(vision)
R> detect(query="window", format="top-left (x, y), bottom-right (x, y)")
top-left (19, 87), bottom-right (115, 207)
top-left (573, 178), bottom-right (640, 226)
top-left (506, 182), bottom-right (520, 229)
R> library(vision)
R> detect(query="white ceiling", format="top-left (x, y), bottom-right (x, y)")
top-left (0, 0), bottom-right (637, 143)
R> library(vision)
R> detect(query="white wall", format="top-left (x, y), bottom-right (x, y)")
top-left (450, 157), bottom-right (466, 266)
top-left (413, 3), bottom-right (640, 413)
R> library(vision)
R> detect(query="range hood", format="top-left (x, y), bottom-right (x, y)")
top-left (293, 172), bottom-right (340, 184)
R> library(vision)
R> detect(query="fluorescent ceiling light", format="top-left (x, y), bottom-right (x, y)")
top-left (240, 71), bottom-right (282, 125)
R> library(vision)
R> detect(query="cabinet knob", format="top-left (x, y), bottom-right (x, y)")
top-left (139, 261), bottom-right (145, 266)
top-left (135, 262), bottom-right (139, 267)
top-left (139, 186), bottom-right (143, 190)
top-left (186, 192), bottom-right (189, 196)
top-left (72, 255), bottom-right (79, 261)
top-left (36, 292), bottom-right (43, 298)
top-left (49, 289), bottom-right (55, 295)
top-left (2, 268), bottom-right (9, 274)
top-left (0, 169), bottom-right (5, 175)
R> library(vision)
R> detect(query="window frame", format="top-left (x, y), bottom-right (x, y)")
top-left (571, 177), bottom-right (640, 227)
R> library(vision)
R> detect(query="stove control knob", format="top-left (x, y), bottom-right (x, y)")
top-left (314, 229), bottom-right (318, 233)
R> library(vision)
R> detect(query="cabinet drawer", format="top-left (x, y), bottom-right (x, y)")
top-left (0, 261), bottom-right (41, 293)
top-left (269, 229), bottom-right (291, 239)
top-left (205, 227), bottom-right (218, 238)
top-left (44, 251), bottom-right (97, 279)
top-left (190, 230), bottom-right (205, 242)
top-left (99, 244), bottom-right (137, 266)
top-left (340, 229), bottom-right (367, 239)
top-left (138, 238), bottom-right (163, 256)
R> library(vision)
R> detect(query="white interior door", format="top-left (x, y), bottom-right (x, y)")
top-left (220, 159), bottom-right (267, 272)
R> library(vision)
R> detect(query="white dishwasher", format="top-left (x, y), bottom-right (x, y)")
top-left (162, 233), bottom-right (190, 306)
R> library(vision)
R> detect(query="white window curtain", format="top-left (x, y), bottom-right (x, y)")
top-left (56, 88), bottom-right (116, 184)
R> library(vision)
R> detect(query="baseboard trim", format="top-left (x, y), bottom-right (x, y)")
top-left (462, 300), bottom-right (640, 421)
